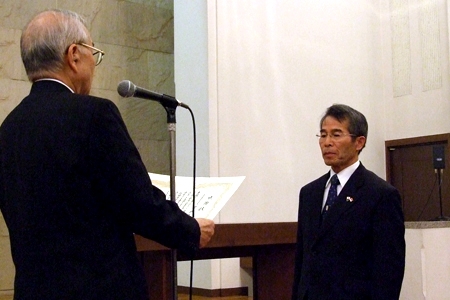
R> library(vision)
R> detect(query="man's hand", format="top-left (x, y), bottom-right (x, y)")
top-left (195, 218), bottom-right (215, 248)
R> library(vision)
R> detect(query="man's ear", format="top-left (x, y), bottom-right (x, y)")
top-left (66, 44), bottom-right (80, 72)
top-left (355, 136), bottom-right (366, 151)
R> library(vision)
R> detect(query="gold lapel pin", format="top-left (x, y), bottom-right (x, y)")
top-left (346, 196), bottom-right (354, 202)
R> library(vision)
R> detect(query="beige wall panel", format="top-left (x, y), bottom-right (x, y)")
top-left (0, 215), bottom-right (14, 291)
top-left (0, 29), bottom-right (27, 81)
top-left (0, 79), bottom-right (31, 122)
top-left (0, 0), bottom-right (57, 30)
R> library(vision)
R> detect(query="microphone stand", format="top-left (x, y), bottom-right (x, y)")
top-left (163, 104), bottom-right (179, 300)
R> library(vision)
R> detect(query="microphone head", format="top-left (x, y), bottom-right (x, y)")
top-left (117, 80), bottom-right (136, 97)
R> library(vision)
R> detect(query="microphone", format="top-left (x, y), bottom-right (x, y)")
top-left (117, 80), bottom-right (188, 109)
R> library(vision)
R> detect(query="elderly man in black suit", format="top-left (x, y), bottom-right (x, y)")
top-left (292, 104), bottom-right (405, 300)
top-left (0, 9), bottom-right (214, 300)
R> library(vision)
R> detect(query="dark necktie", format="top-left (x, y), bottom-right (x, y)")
top-left (322, 174), bottom-right (339, 218)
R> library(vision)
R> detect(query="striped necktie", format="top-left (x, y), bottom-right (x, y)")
top-left (322, 174), bottom-right (339, 218)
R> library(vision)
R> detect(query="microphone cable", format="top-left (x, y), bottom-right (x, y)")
top-left (185, 106), bottom-right (197, 300)
top-left (416, 172), bottom-right (438, 220)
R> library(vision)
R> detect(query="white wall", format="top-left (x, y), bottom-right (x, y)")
top-left (213, 0), bottom-right (385, 224)
top-left (174, 0), bottom-right (222, 290)
top-left (381, 0), bottom-right (450, 140)
top-left (401, 226), bottom-right (450, 300)
top-left (174, 0), bottom-right (450, 293)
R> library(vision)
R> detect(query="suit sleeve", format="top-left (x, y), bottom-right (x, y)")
top-left (292, 188), bottom-right (304, 300)
top-left (371, 186), bottom-right (405, 299)
top-left (87, 99), bottom-right (200, 255)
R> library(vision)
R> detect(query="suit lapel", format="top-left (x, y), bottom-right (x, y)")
top-left (310, 175), bottom-right (329, 232)
top-left (317, 164), bottom-right (366, 236)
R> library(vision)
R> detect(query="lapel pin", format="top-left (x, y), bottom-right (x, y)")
top-left (346, 196), bottom-right (354, 202)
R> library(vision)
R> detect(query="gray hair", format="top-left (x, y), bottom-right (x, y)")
top-left (20, 9), bottom-right (89, 81)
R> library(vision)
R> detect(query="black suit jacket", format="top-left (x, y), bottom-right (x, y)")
top-left (292, 163), bottom-right (405, 300)
top-left (0, 81), bottom-right (200, 300)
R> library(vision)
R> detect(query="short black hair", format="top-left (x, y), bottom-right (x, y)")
top-left (320, 104), bottom-right (368, 152)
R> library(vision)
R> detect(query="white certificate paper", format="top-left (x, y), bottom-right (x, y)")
top-left (149, 173), bottom-right (245, 219)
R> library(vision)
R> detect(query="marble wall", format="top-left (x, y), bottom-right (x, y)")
top-left (0, 0), bottom-right (174, 295)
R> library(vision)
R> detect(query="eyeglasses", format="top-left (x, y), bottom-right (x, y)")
top-left (78, 43), bottom-right (105, 66)
top-left (316, 132), bottom-right (356, 141)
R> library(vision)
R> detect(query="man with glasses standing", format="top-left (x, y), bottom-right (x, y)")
top-left (0, 9), bottom-right (214, 300)
top-left (291, 104), bottom-right (405, 300)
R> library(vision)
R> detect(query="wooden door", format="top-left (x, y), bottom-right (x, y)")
top-left (386, 134), bottom-right (450, 221)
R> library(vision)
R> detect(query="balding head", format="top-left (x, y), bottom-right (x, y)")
top-left (21, 9), bottom-right (90, 82)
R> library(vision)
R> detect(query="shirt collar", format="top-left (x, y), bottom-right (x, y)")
top-left (327, 160), bottom-right (360, 188)
top-left (35, 78), bottom-right (74, 93)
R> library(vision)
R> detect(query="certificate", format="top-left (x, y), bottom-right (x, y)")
top-left (149, 173), bottom-right (245, 219)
